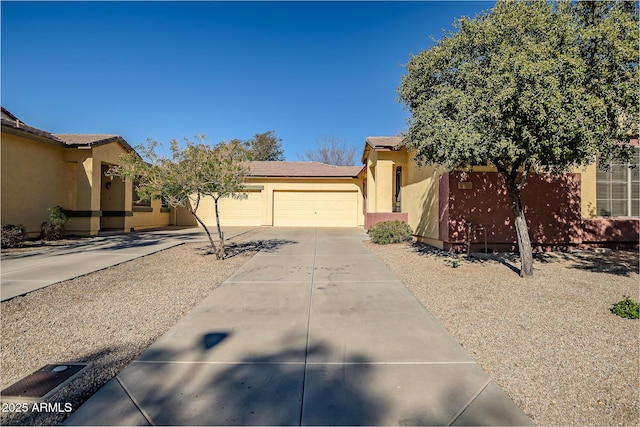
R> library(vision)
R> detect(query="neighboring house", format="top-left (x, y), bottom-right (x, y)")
top-left (185, 161), bottom-right (365, 228)
top-left (1, 107), bottom-right (170, 237)
top-left (3, 106), bottom-right (637, 250)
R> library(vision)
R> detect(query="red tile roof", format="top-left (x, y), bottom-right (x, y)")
top-left (247, 161), bottom-right (363, 178)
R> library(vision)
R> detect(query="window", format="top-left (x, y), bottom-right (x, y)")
top-left (596, 147), bottom-right (640, 217)
top-left (394, 166), bottom-right (402, 212)
top-left (132, 182), bottom-right (151, 208)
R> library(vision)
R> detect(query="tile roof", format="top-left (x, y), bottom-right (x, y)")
top-left (54, 133), bottom-right (122, 146)
top-left (247, 161), bottom-right (363, 178)
top-left (361, 136), bottom-right (404, 163)
top-left (1, 107), bottom-right (19, 121)
top-left (1, 107), bottom-right (134, 152)
top-left (1, 107), bottom-right (66, 144)
top-left (365, 136), bottom-right (403, 149)
top-left (54, 134), bottom-right (135, 153)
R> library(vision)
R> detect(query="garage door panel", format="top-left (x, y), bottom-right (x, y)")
top-left (202, 191), bottom-right (262, 227)
top-left (273, 191), bottom-right (357, 227)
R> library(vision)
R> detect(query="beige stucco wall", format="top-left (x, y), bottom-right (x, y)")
top-left (1, 132), bottom-right (75, 236)
top-left (576, 164), bottom-right (597, 218)
top-left (365, 149), bottom-right (378, 214)
top-left (131, 199), bottom-right (171, 230)
top-left (182, 177), bottom-right (365, 228)
top-left (363, 147), bottom-right (443, 245)
top-left (374, 151), bottom-right (406, 213)
top-left (404, 157), bottom-right (445, 246)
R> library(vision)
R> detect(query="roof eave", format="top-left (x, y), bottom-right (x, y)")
top-left (248, 174), bottom-right (361, 179)
top-left (1, 121), bottom-right (66, 146)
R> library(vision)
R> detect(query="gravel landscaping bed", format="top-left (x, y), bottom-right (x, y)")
top-left (1, 232), bottom-right (262, 426)
top-left (366, 241), bottom-right (639, 427)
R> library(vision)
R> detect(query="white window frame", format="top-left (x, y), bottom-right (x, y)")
top-left (596, 146), bottom-right (640, 218)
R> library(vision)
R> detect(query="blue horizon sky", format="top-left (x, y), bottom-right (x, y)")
top-left (2, 1), bottom-right (494, 162)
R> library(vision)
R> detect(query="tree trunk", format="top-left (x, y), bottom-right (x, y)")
top-left (503, 175), bottom-right (534, 277)
top-left (214, 198), bottom-right (225, 260)
top-left (190, 208), bottom-right (220, 259)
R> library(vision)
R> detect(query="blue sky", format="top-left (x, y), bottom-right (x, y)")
top-left (2, 1), bottom-right (494, 161)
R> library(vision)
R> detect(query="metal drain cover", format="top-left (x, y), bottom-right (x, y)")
top-left (1, 363), bottom-right (87, 402)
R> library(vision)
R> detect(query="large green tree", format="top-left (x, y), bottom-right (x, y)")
top-left (398, 0), bottom-right (638, 276)
top-left (245, 130), bottom-right (285, 161)
top-left (108, 136), bottom-right (249, 260)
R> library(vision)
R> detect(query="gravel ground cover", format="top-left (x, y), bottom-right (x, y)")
top-left (1, 231), bottom-right (263, 426)
top-left (366, 241), bottom-right (639, 427)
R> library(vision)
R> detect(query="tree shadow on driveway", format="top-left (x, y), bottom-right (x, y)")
top-left (108, 334), bottom-right (390, 426)
top-left (198, 239), bottom-right (299, 259)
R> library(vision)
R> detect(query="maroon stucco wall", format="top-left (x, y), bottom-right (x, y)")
top-left (439, 171), bottom-right (583, 251)
top-left (582, 218), bottom-right (640, 246)
top-left (364, 212), bottom-right (409, 230)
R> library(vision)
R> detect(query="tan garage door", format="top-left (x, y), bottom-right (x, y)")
top-left (201, 191), bottom-right (262, 227)
top-left (273, 191), bottom-right (358, 227)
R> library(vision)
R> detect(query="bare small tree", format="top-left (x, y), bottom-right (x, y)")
top-left (297, 136), bottom-right (357, 166)
top-left (108, 136), bottom-right (249, 259)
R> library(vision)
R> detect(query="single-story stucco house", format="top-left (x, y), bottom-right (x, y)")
top-left (2, 107), bottom-right (638, 250)
top-left (1, 107), bottom-right (171, 236)
top-left (359, 137), bottom-right (639, 251)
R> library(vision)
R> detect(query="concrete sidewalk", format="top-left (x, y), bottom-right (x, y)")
top-left (65, 227), bottom-right (533, 426)
top-left (1, 227), bottom-right (254, 301)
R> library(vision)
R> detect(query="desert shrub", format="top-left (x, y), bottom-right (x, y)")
top-left (41, 206), bottom-right (69, 240)
top-left (1, 224), bottom-right (26, 248)
top-left (445, 257), bottom-right (462, 268)
top-left (369, 220), bottom-right (413, 245)
top-left (611, 296), bottom-right (639, 319)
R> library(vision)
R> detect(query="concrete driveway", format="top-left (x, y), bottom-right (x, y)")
top-left (64, 227), bottom-right (532, 426)
top-left (1, 227), bottom-right (254, 301)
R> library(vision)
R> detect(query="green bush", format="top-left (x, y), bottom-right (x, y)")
top-left (41, 206), bottom-right (69, 240)
top-left (369, 220), bottom-right (413, 245)
top-left (445, 258), bottom-right (462, 268)
top-left (2, 224), bottom-right (26, 248)
top-left (611, 296), bottom-right (639, 319)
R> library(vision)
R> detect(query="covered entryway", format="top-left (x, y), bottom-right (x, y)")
top-left (272, 190), bottom-right (358, 227)
top-left (100, 163), bottom-right (127, 231)
top-left (201, 190), bottom-right (262, 227)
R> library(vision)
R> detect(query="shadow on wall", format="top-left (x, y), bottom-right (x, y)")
top-left (414, 169), bottom-right (441, 240)
top-left (441, 171), bottom-right (582, 251)
top-left (582, 218), bottom-right (640, 247)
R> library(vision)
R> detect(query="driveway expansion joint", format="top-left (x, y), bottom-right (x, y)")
top-left (116, 376), bottom-right (156, 427)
